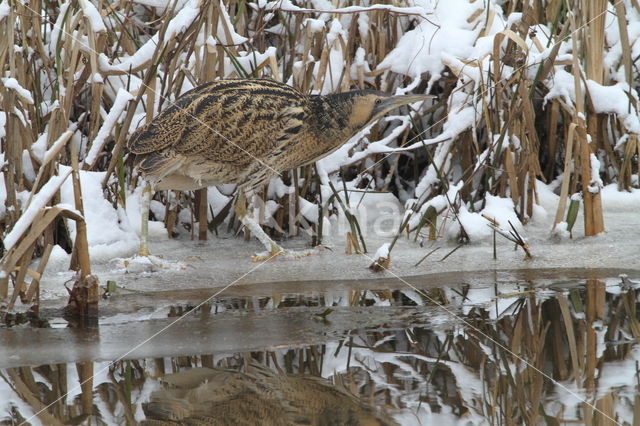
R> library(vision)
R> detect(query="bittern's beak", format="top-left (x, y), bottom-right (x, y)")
top-left (372, 94), bottom-right (434, 120)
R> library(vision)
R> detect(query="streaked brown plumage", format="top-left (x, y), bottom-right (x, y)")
top-left (128, 78), bottom-right (431, 257)
top-left (128, 79), bottom-right (430, 191)
top-left (141, 363), bottom-right (398, 426)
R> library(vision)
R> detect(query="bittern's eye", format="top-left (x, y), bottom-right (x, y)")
top-left (374, 98), bottom-right (382, 105)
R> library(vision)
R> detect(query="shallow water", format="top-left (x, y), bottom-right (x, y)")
top-left (1, 270), bottom-right (639, 425)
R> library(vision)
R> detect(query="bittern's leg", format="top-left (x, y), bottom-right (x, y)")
top-left (138, 182), bottom-right (153, 256)
top-left (235, 190), bottom-right (283, 259)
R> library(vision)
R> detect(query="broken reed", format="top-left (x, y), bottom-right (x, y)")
top-left (1, 0), bottom-right (639, 307)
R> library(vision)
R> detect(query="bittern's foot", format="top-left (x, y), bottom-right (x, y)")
top-left (114, 254), bottom-right (187, 273)
top-left (251, 243), bottom-right (283, 262)
top-left (251, 245), bottom-right (330, 262)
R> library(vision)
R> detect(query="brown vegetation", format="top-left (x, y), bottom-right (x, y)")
top-left (0, 0), bottom-right (638, 308)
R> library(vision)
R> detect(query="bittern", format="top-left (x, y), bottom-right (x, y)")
top-left (128, 79), bottom-right (431, 258)
top-left (142, 362), bottom-right (398, 425)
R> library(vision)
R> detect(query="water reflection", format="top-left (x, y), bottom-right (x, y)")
top-left (1, 277), bottom-right (639, 425)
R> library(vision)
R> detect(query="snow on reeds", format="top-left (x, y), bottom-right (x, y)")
top-left (0, 0), bottom-right (639, 307)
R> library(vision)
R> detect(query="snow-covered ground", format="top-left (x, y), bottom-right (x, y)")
top-left (36, 175), bottom-right (640, 303)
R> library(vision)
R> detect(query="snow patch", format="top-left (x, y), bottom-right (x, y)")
top-left (59, 167), bottom-right (140, 262)
top-left (1, 78), bottom-right (34, 104)
top-left (586, 80), bottom-right (640, 133)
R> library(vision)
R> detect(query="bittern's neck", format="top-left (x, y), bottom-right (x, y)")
top-left (309, 95), bottom-right (359, 144)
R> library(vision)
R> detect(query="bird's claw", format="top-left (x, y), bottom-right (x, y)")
top-left (251, 245), bottom-right (284, 262)
top-left (251, 246), bottom-right (328, 262)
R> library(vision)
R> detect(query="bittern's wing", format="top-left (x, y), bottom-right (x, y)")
top-left (177, 80), bottom-right (308, 165)
top-left (127, 85), bottom-right (215, 177)
top-left (129, 80), bottom-right (308, 169)
top-left (127, 84), bottom-right (214, 155)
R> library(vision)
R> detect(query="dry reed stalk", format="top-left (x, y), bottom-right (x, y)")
top-left (622, 290), bottom-right (640, 339)
top-left (345, 232), bottom-right (360, 254)
top-left (20, 243), bottom-right (53, 311)
top-left (77, 362), bottom-right (94, 415)
top-left (29, 130), bottom-right (74, 200)
top-left (146, 74), bottom-right (158, 125)
top-left (85, 23), bottom-right (105, 141)
top-left (524, 304), bottom-right (548, 424)
top-left (535, 20), bottom-right (569, 89)
top-left (503, 148), bottom-right (519, 204)
top-left (585, 0), bottom-right (606, 83)
top-left (1, 206), bottom-right (86, 310)
top-left (573, 7), bottom-right (605, 236)
top-left (197, 188), bottom-right (208, 241)
top-left (553, 123), bottom-right (577, 228)
top-left (6, 241), bottom-right (37, 310)
top-left (193, 12), bottom-right (212, 244)
top-left (2, 205), bottom-right (71, 271)
top-left (595, 393), bottom-right (617, 426)
top-left (57, 137), bottom-right (98, 317)
top-left (620, 133), bottom-right (639, 190)
top-left (289, 174), bottom-right (299, 237)
top-left (69, 141), bottom-right (91, 277)
top-left (550, 311), bottom-right (569, 380)
top-left (584, 279), bottom-right (605, 389)
top-left (614, 1), bottom-right (633, 94)
top-left (6, 368), bottom-right (64, 426)
top-left (556, 292), bottom-right (582, 385)
top-left (518, 83), bottom-right (542, 218)
top-left (102, 96), bottom-right (137, 187)
top-left (2, 95), bottom-right (20, 232)
top-left (544, 100), bottom-right (560, 181)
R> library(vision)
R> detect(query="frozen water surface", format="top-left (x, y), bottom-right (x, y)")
top-left (30, 179), bottom-right (640, 302)
top-left (2, 268), bottom-right (640, 424)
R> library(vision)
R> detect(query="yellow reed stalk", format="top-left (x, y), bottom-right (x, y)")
top-left (584, 279), bottom-right (605, 389)
top-left (570, 12), bottom-right (604, 236)
top-left (553, 123), bottom-right (577, 228)
top-left (5, 368), bottom-right (64, 426)
top-left (556, 292), bottom-right (582, 385)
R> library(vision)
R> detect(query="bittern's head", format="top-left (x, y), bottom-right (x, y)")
top-left (346, 91), bottom-right (434, 129)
